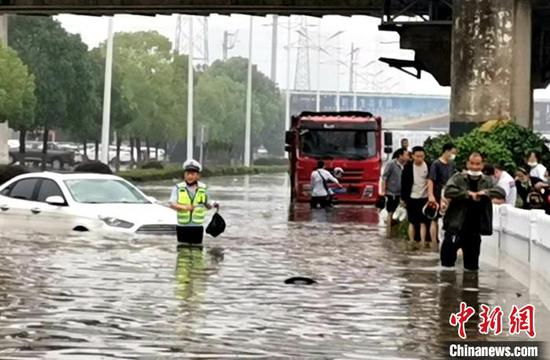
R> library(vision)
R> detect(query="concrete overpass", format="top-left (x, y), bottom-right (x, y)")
top-left (1, 0), bottom-right (550, 135)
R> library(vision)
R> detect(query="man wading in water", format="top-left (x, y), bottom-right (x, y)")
top-left (170, 159), bottom-right (219, 246)
top-left (440, 152), bottom-right (499, 271)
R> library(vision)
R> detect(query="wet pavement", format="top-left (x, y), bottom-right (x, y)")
top-left (0, 173), bottom-right (548, 359)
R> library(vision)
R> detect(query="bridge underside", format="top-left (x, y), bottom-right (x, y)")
top-left (0, 0), bottom-right (388, 16)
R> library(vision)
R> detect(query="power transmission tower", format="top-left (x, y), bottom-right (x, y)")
top-left (222, 30), bottom-right (238, 60)
top-left (349, 42), bottom-right (359, 92)
top-left (294, 16), bottom-right (311, 90)
top-left (174, 15), bottom-right (210, 64)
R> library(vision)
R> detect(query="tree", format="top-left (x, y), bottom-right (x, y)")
top-left (195, 72), bottom-right (247, 163)
top-left (87, 46), bottom-right (135, 165)
top-left (0, 44), bottom-right (35, 153)
top-left (205, 57), bottom-right (285, 158)
top-left (112, 31), bottom-right (186, 163)
top-left (8, 15), bottom-right (97, 169)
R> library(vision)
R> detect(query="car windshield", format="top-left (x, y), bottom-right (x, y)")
top-left (300, 129), bottom-right (377, 159)
top-left (64, 179), bottom-right (149, 204)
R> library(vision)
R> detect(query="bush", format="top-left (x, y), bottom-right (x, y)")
top-left (117, 165), bottom-right (288, 182)
top-left (74, 161), bottom-right (113, 174)
top-left (140, 161), bottom-right (164, 170)
top-left (423, 122), bottom-right (550, 173)
top-left (0, 164), bottom-right (28, 185)
top-left (253, 157), bottom-right (288, 166)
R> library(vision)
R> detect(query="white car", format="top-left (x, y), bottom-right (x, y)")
top-left (0, 172), bottom-right (178, 236)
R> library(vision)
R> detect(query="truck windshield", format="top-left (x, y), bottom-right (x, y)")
top-left (299, 129), bottom-right (377, 159)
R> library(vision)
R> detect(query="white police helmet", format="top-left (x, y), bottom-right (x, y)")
top-left (183, 159), bottom-right (202, 172)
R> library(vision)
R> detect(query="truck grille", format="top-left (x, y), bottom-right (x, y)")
top-left (136, 224), bottom-right (177, 235)
top-left (329, 168), bottom-right (364, 183)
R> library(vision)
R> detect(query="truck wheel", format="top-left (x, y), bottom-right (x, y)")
top-left (52, 158), bottom-right (63, 170)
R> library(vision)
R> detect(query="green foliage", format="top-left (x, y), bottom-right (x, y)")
top-left (118, 165), bottom-right (288, 182)
top-left (253, 157), bottom-right (289, 166)
top-left (488, 122), bottom-right (550, 167)
top-left (0, 44), bottom-right (35, 127)
top-left (423, 133), bottom-right (454, 163)
top-left (205, 58), bottom-right (285, 157)
top-left (109, 31), bottom-right (184, 145)
top-left (423, 122), bottom-right (550, 173)
top-left (140, 160), bottom-right (164, 170)
top-left (7, 23), bottom-right (284, 163)
top-left (9, 16), bottom-right (97, 134)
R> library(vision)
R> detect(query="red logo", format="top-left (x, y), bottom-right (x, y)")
top-left (478, 304), bottom-right (503, 335)
top-left (509, 304), bottom-right (536, 338)
top-left (450, 302), bottom-right (476, 339)
top-left (450, 303), bottom-right (537, 339)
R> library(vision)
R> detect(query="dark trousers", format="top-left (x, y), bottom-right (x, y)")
top-left (310, 196), bottom-right (331, 209)
top-left (440, 230), bottom-right (482, 270)
top-left (177, 226), bottom-right (204, 245)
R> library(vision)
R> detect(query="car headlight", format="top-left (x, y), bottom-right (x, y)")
top-left (99, 216), bottom-right (134, 228)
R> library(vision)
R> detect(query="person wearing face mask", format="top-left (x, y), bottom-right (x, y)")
top-left (482, 163), bottom-right (517, 206)
top-left (440, 152), bottom-right (500, 271)
top-left (526, 151), bottom-right (547, 182)
top-left (428, 143), bottom-right (458, 242)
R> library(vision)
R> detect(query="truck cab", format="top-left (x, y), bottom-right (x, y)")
top-left (285, 111), bottom-right (392, 205)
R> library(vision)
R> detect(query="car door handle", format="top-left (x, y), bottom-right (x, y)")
top-left (31, 208), bottom-right (41, 214)
top-left (0, 205), bottom-right (8, 211)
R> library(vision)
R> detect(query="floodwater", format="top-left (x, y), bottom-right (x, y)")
top-left (0, 173), bottom-right (548, 359)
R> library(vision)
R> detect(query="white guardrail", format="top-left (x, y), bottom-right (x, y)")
top-left (481, 205), bottom-right (550, 309)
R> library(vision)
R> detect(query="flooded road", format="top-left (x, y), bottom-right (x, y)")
top-left (0, 173), bottom-right (548, 359)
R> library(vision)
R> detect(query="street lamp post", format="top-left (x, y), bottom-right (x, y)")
top-left (187, 17), bottom-right (194, 160)
top-left (244, 16), bottom-right (253, 167)
top-left (336, 41), bottom-right (341, 111)
top-left (100, 17), bottom-right (114, 165)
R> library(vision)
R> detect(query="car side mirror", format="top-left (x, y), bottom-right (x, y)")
top-left (285, 131), bottom-right (294, 146)
top-left (45, 195), bottom-right (66, 206)
top-left (384, 131), bottom-right (393, 154)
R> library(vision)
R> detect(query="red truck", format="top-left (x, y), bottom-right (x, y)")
top-left (285, 111), bottom-right (392, 205)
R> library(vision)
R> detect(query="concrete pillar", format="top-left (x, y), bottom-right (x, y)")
top-left (450, 0), bottom-right (533, 136)
top-left (0, 15), bottom-right (10, 164)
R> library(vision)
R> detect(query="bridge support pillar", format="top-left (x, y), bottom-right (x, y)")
top-left (450, 0), bottom-right (532, 136)
top-left (0, 15), bottom-right (9, 164)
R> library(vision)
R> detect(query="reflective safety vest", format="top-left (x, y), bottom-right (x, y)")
top-left (177, 183), bottom-right (207, 225)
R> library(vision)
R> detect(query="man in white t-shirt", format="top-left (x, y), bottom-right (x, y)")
top-left (483, 163), bottom-right (517, 207)
top-left (310, 160), bottom-right (342, 209)
top-left (401, 146), bottom-right (430, 242)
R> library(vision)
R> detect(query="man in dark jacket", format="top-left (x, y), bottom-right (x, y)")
top-left (440, 152), bottom-right (500, 271)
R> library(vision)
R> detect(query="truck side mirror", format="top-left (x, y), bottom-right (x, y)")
top-left (285, 131), bottom-right (294, 146)
top-left (384, 132), bottom-right (393, 154)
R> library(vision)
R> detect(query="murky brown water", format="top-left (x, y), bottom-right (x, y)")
top-left (0, 173), bottom-right (548, 359)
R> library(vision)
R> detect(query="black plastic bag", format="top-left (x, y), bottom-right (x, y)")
top-left (375, 196), bottom-right (386, 210)
top-left (206, 211), bottom-right (226, 237)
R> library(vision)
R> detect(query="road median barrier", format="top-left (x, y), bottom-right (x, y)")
top-left (117, 164), bottom-right (288, 182)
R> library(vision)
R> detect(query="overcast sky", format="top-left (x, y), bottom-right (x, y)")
top-left (56, 13), bottom-right (550, 99)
